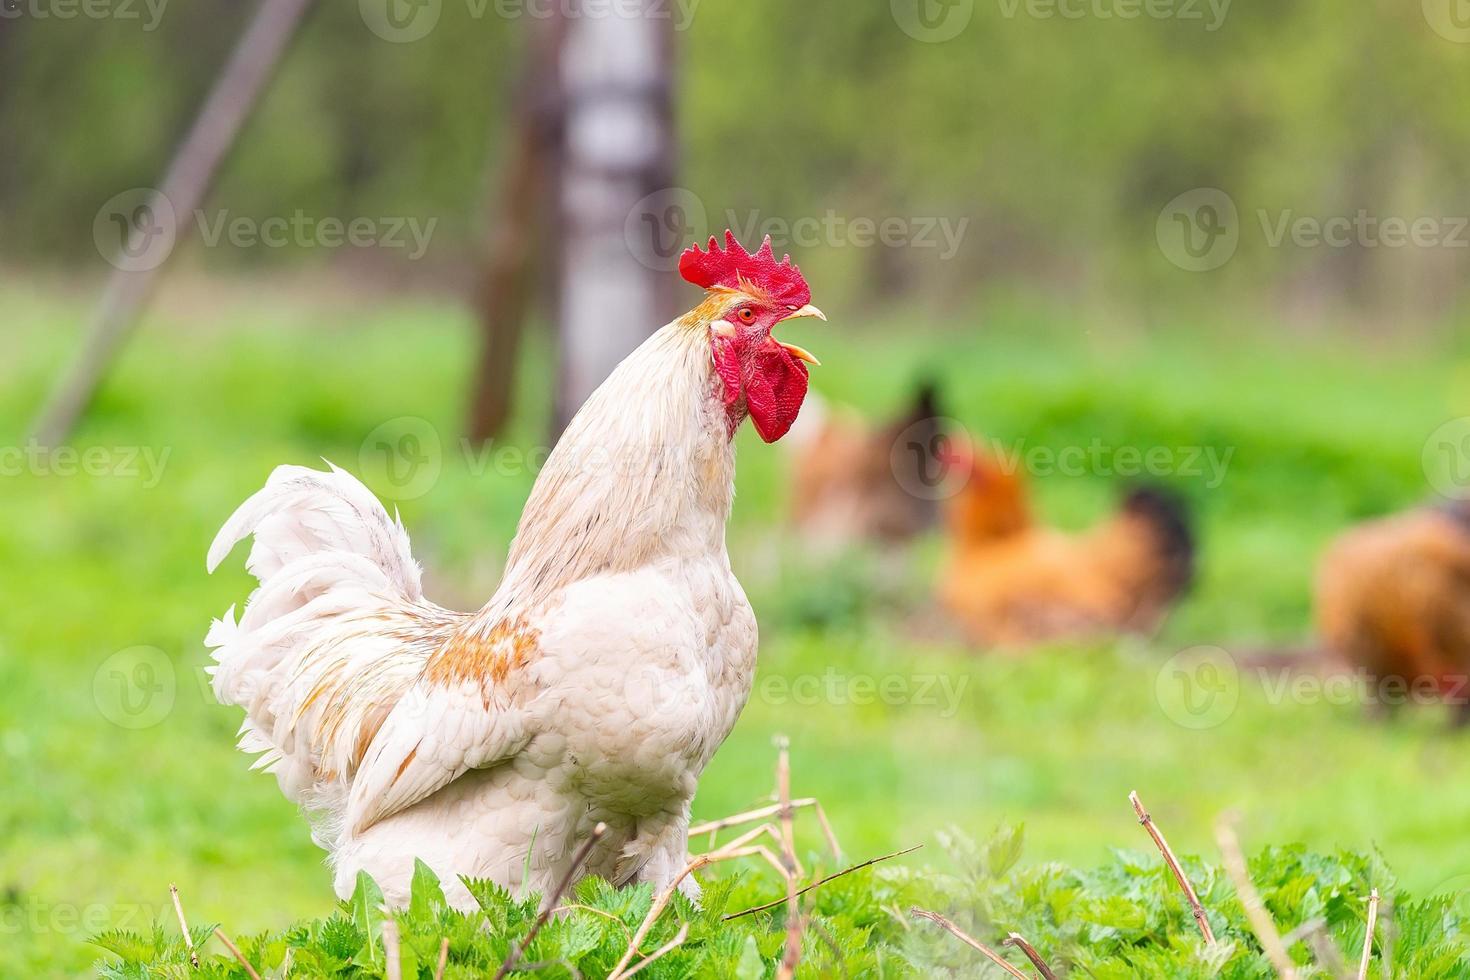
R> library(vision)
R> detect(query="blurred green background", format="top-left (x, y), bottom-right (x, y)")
top-left (6, 0), bottom-right (1470, 975)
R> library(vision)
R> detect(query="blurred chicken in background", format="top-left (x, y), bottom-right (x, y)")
top-left (785, 380), bottom-right (945, 550)
top-left (1315, 499), bottom-right (1470, 724)
top-left (939, 440), bottom-right (1195, 649)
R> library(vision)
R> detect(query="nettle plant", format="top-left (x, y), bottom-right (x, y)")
top-left (93, 820), bottom-right (1470, 979)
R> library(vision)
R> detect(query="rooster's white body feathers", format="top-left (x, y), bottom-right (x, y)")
top-left (207, 320), bottom-right (757, 907)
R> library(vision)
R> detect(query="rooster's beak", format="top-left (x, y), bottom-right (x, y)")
top-left (783, 304), bottom-right (827, 323)
top-left (777, 305), bottom-right (826, 366)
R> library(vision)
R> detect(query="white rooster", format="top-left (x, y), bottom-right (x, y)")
top-left (206, 232), bottom-right (825, 908)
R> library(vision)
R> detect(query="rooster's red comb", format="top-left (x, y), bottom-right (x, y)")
top-left (679, 231), bottom-right (811, 308)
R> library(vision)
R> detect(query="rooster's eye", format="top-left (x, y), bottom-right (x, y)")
top-left (737, 308), bottom-right (757, 324)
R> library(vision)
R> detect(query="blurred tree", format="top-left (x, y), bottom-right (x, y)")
top-left (552, 1), bottom-right (678, 432)
top-left (467, 15), bottom-right (567, 444)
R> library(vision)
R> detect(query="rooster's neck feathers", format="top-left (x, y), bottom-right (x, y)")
top-left (476, 318), bottom-right (733, 623)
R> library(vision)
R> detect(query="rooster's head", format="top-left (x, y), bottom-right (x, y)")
top-left (680, 231), bottom-right (826, 443)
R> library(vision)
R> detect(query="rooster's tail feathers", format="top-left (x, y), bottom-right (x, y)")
top-left (205, 463), bottom-right (462, 851)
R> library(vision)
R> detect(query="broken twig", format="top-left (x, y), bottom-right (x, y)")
top-left (1005, 932), bottom-right (1058, 979)
top-left (492, 821), bottom-right (607, 980)
top-left (212, 928), bottom-right (263, 980)
top-left (168, 883), bottom-right (200, 969)
top-left (1130, 790), bottom-right (1216, 945)
top-left (1217, 815), bottom-right (1297, 980)
top-left (723, 845), bottom-right (922, 920)
top-left (910, 907), bottom-right (1029, 979)
top-left (1358, 888), bottom-right (1380, 980)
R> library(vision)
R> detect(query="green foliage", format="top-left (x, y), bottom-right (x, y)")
top-left (6, 296), bottom-right (1470, 974)
top-left (8, 2), bottom-right (1470, 314)
top-left (92, 829), bottom-right (1470, 978)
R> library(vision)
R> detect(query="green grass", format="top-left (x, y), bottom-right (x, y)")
top-left (3, 279), bottom-right (1470, 975)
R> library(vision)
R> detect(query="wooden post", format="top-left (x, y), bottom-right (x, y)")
top-left (552, 0), bottom-right (677, 433)
top-left (466, 14), bottom-right (568, 444)
top-left (29, 0), bottom-right (317, 446)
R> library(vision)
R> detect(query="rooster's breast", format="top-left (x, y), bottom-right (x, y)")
top-left (526, 559), bottom-right (757, 816)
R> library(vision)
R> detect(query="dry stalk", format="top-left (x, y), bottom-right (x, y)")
top-left (1358, 888), bottom-right (1380, 980)
top-left (383, 919), bottom-right (402, 980)
top-left (492, 821), bottom-right (607, 980)
top-left (775, 738), bottom-right (804, 980)
top-left (433, 936), bottom-right (449, 980)
top-left (808, 919), bottom-right (848, 977)
top-left (1005, 933), bottom-right (1058, 979)
top-left (724, 845), bottom-right (922, 920)
top-left (1130, 791), bottom-right (1216, 945)
top-left (1377, 890), bottom-right (1394, 978)
top-left (168, 884), bottom-right (200, 969)
top-left (212, 927), bottom-right (263, 980)
top-left (1217, 815), bottom-right (1298, 980)
top-left (607, 823), bottom-right (779, 980)
top-left (690, 797), bottom-right (844, 861)
top-left (618, 922), bottom-right (689, 979)
top-left (910, 907), bottom-right (1029, 979)
top-left (1298, 918), bottom-right (1349, 978)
